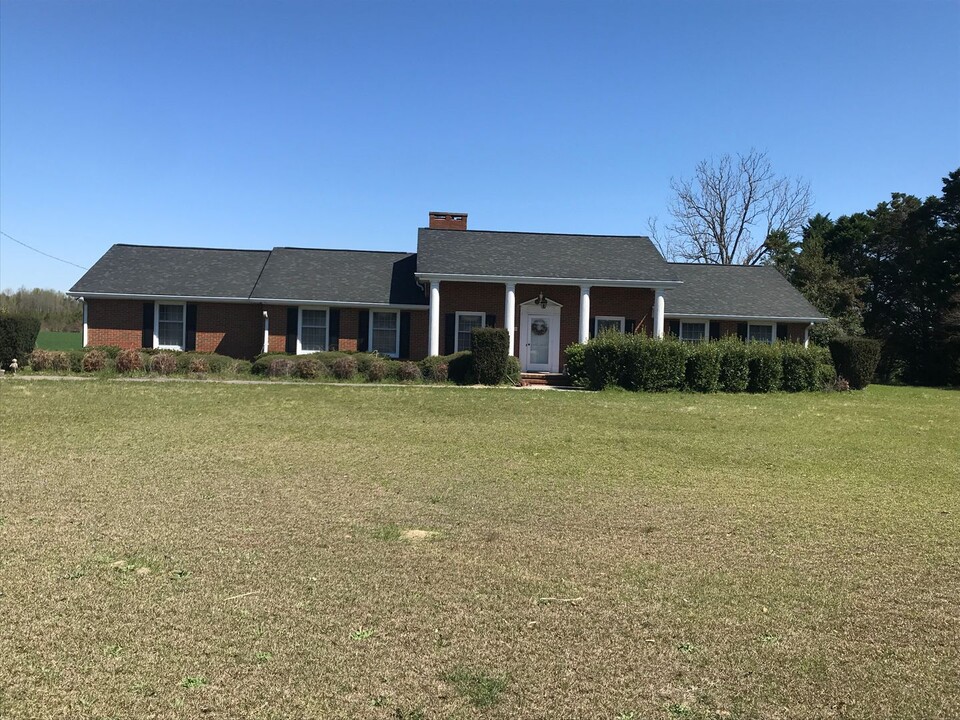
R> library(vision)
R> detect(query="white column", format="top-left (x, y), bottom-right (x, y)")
top-left (428, 281), bottom-right (441, 356)
top-left (579, 285), bottom-right (591, 344)
top-left (804, 323), bottom-right (812, 348)
top-left (653, 290), bottom-right (665, 339)
top-left (505, 282), bottom-right (516, 355)
top-left (262, 310), bottom-right (270, 354)
top-left (81, 299), bottom-right (88, 347)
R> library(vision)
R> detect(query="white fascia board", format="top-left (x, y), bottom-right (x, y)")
top-left (67, 291), bottom-right (252, 303)
top-left (253, 298), bottom-right (428, 310)
top-left (664, 312), bottom-right (829, 322)
top-left (414, 272), bottom-right (683, 289)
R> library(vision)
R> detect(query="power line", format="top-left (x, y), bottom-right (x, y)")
top-left (0, 230), bottom-right (88, 270)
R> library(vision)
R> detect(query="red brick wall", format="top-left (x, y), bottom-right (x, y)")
top-left (195, 303), bottom-right (263, 358)
top-left (87, 299), bottom-right (144, 349)
top-left (438, 281), bottom-right (507, 354)
top-left (266, 306), bottom-right (289, 353)
top-left (590, 287), bottom-right (655, 336)
top-left (408, 311), bottom-right (428, 360)
top-left (787, 323), bottom-right (808, 342)
top-left (338, 309), bottom-right (359, 352)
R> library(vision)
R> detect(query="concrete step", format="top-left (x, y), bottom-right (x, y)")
top-left (520, 372), bottom-right (568, 387)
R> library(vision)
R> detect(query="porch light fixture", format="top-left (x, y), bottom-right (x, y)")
top-left (535, 292), bottom-right (548, 309)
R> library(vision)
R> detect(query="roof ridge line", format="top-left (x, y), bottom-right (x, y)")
top-left (419, 228), bottom-right (653, 240)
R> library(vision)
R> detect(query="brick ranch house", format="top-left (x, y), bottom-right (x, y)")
top-left (68, 212), bottom-right (826, 372)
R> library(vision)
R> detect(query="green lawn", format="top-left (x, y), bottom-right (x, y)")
top-left (34, 330), bottom-right (82, 350)
top-left (0, 381), bottom-right (957, 719)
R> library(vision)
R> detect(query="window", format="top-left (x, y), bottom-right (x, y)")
top-left (679, 321), bottom-right (706, 343)
top-left (595, 316), bottom-right (625, 335)
top-left (371, 311), bottom-right (400, 356)
top-left (300, 308), bottom-right (328, 353)
top-left (748, 323), bottom-right (774, 344)
top-left (455, 312), bottom-right (485, 352)
top-left (156, 303), bottom-right (185, 349)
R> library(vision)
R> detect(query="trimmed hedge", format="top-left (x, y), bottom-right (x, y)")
top-left (0, 314), bottom-right (41, 369)
top-left (471, 327), bottom-right (509, 385)
top-left (575, 334), bottom-right (834, 393)
top-left (829, 336), bottom-right (881, 390)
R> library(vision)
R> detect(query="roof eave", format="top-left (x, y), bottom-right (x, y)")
top-left (415, 272), bottom-right (682, 288)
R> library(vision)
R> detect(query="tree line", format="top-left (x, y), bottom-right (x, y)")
top-left (0, 288), bottom-right (82, 332)
top-left (655, 152), bottom-right (959, 386)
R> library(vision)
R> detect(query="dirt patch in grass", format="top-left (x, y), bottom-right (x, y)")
top-left (0, 381), bottom-right (958, 719)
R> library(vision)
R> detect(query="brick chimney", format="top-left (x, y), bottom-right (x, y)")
top-left (428, 211), bottom-right (468, 230)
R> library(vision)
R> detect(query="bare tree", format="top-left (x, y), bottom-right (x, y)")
top-left (650, 150), bottom-right (812, 265)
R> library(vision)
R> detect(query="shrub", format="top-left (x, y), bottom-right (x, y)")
top-left (66, 350), bottom-right (85, 372)
top-left (47, 351), bottom-right (70, 372)
top-left (331, 355), bottom-right (358, 380)
top-left (504, 355), bottom-right (521, 385)
top-left (82, 349), bottom-right (107, 372)
top-left (624, 336), bottom-right (686, 392)
top-left (295, 357), bottom-right (324, 379)
top-left (717, 338), bottom-right (750, 393)
top-left (90, 345), bottom-right (122, 359)
top-left (828, 336), bottom-right (881, 390)
top-left (419, 355), bottom-right (450, 383)
top-left (233, 360), bottom-right (252, 375)
top-left (189, 357), bottom-right (209, 374)
top-left (395, 361), bottom-right (422, 382)
top-left (115, 348), bottom-right (144, 373)
top-left (446, 351), bottom-right (475, 384)
top-left (251, 353), bottom-right (287, 375)
top-left (0, 314), bottom-right (41, 370)
top-left (685, 342), bottom-right (721, 393)
top-left (365, 357), bottom-right (389, 382)
top-left (267, 358), bottom-right (294, 377)
top-left (564, 344), bottom-right (587, 387)
top-left (747, 342), bottom-right (782, 393)
top-left (150, 352), bottom-right (177, 375)
top-left (28, 348), bottom-right (52, 371)
top-left (471, 327), bottom-right (509, 385)
top-left (583, 331), bottom-right (629, 390)
top-left (780, 343), bottom-right (819, 392)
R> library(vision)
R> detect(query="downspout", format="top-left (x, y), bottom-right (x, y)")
top-left (262, 310), bottom-right (270, 354)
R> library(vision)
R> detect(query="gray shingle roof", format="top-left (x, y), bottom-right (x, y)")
top-left (416, 228), bottom-right (678, 283)
top-left (69, 244), bottom-right (271, 298)
top-left (664, 263), bottom-right (828, 320)
top-left (251, 248), bottom-right (425, 306)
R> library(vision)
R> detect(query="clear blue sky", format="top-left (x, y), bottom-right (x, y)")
top-left (1, 0), bottom-right (958, 291)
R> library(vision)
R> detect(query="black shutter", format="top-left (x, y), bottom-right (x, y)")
top-left (668, 320), bottom-right (680, 337)
top-left (358, 310), bottom-right (369, 352)
top-left (709, 321), bottom-right (721, 341)
top-left (399, 312), bottom-right (411, 358)
top-left (285, 307), bottom-right (298, 354)
top-left (737, 322), bottom-right (748, 341)
top-left (589, 317), bottom-right (596, 338)
top-left (485, 313), bottom-right (496, 328)
top-left (626, 319), bottom-right (636, 334)
top-left (141, 303), bottom-right (154, 348)
top-left (184, 304), bottom-right (197, 351)
top-left (444, 313), bottom-right (456, 355)
top-left (328, 308), bottom-right (340, 351)
top-left (776, 323), bottom-right (789, 342)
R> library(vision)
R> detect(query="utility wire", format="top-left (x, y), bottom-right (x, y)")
top-left (0, 230), bottom-right (88, 270)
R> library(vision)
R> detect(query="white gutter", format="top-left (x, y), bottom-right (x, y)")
top-left (68, 291), bottom-right (428, 310)
top-left (414, 272), bottom-right (683, 289)
top-left (664, 312), bottom-right (828, 322)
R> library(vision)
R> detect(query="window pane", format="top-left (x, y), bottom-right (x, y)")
top-left (302, 309), bottom-right (326, 328)
top-left (748, 324), bottom-right (773, 343)
top-left (157, 304), bottom-right (184, 347)
top-left (372, 312), bottom-right (398, 355)
top-left (596, 318), bottom-right (623, 334)
top-left (456, 313), bottom-right (483, 351)
top-left (680, 322), bottom-right (706, 342)
top-left (300, 309), bottom-right (327, 352)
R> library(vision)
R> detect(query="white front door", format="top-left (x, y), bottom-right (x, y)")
top-left (519, 304), bottom-right (561, 373)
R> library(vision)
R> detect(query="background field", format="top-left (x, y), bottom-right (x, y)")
top-left (34, 330), bottom-right (82, 350)
top-left (1, 381), bottom-right (957, 719)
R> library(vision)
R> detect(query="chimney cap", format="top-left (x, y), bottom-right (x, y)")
top-left (428, 211), bottom-right (468, 230)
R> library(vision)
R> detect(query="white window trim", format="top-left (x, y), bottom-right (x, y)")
top-left (678, 319), bottom-right (709, 343)
top-left (594, 316), bottom-right (625, 335)
top-left (747, 322), bottom-right (776, 344)
top-left (454, 311), bottom-right (486, 352)
top-left (154, 301), bottom-right (186, 350)
top-left (369, 309), bottom-right (401, 358)
top-left (297, 306), bottom-right (330, 355)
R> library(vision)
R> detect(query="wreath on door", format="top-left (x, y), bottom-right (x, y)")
top-left (531, 319), bottom-right (549, 336)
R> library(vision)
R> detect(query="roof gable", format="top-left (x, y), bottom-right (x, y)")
top-left (416, 228), bottom-right (678, 284)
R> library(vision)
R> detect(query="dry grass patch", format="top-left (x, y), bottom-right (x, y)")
top-left (0, 380), bottom-right (958, 719)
